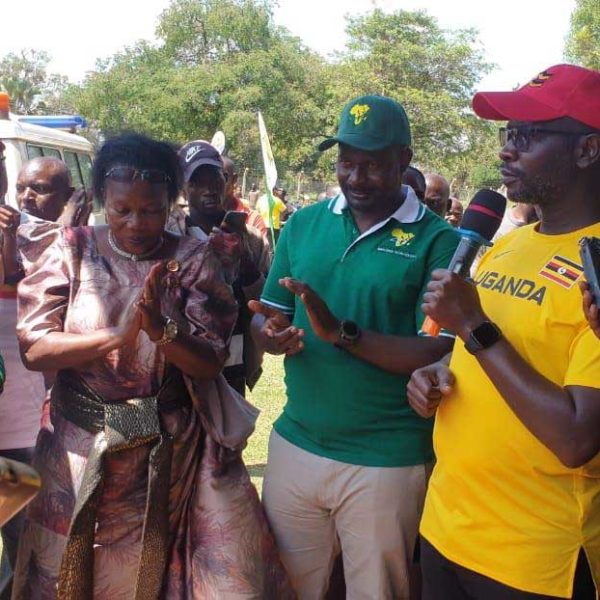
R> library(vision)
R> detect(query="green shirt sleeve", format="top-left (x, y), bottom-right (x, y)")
top-left (416, 226), bottom-right (460, 337)
top-left (260, 215), bottom-right (295, 316)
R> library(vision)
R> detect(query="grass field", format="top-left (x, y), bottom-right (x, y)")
top-left (243, 354), bottom-right (286, 493)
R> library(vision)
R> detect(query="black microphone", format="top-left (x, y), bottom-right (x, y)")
top-left (422, 189), bottom-right (507, 336)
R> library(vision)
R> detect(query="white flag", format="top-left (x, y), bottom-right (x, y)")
top-left (257, 111), bottom-right (277, 191)
top-left (211, 130), bottom-right (226, 154)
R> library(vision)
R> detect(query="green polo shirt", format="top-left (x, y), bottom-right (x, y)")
top-left (261, 188), bottom-right (459, 467)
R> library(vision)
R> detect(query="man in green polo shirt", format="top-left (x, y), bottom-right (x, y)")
top-left (250, 95), bottom-right (458, 598)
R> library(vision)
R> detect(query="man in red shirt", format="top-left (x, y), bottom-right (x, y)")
top-left (222, 156), bottom-right (270, 243)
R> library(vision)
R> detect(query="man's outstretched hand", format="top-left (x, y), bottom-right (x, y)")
top-left (58, 187), bottom-right (94, 227)
top-left (0, 205), bottom-right (21, 282)
top-left (279, 278), bottom-right (340, 344)
top-left (248, 300), bottom-right (304, 356)
top-left (0, 205), bottom-right (20, 236)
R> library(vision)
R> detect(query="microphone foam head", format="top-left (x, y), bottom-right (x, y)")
top-left (461, 189), bottom-right (507, 242)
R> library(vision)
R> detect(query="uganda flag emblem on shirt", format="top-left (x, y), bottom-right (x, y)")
top-left (539, 255), bottom-right (584, 288)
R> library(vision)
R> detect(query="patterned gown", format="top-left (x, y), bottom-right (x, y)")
top-left (12, 223), bottom-right (293, 599)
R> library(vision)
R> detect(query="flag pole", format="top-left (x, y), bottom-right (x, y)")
top-left (257, 111), bottom-right (278, 248)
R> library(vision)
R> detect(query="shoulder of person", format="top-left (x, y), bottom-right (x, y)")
top-left (416, 208), bottom-right (460, 245)
top-left (18, 219), bottom-right (67, 258)
top-left (62, 225), bottom-right (95, 247)
top-left (18, 221), bottom-right (94, 275)
top-left (18, 216), bottom-right (62, 240)
top-left (287, 198), bottom-right (331, 222)
top-left (487, 221), bottom-right (533, 255)
top-left (165, 208), bottom-right (188, 236)
top-left (175, 232), bottom-right (240, 286)
top-left (245, 223), bottom-right (267, 245)
top-left (247, 208), bottom-right (266, 223)
top-left (269, 202), bottom-right (322, 239)
top-left (174, 231), bottom-right (209, 259)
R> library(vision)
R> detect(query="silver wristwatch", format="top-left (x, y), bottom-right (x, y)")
top-left (155, 317), bottom-right (178, 346)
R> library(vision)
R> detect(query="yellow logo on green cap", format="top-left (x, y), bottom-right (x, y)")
top-left (350, 104), bottom-right (370, 125)
top-left (391, 228), bottom-right (415, 247)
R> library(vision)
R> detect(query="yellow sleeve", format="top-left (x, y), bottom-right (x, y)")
top-left (256, 196), bottom-right (268, 222)
top-left (564, 326), bottom-right (600, 388)
top-left (274, 196), bottom-right (286, 217)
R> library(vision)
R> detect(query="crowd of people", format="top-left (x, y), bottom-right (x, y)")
top-left (0, 62), bottom-right (599, 600)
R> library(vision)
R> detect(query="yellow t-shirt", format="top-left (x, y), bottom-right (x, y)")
top-left (256, 194), bottom-right (286, 230)
top-left (421, 222), bottom-right (600, 598)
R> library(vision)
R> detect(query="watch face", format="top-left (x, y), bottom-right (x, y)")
top-left (473, 321), bottom-right (500, 346)
top-left (341, 320), bottom-right (359, 339)
top-left (165, 320), bottom-right (178, 340)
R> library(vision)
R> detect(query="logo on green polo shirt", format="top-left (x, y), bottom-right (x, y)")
top-left (377, 227), bottom-right (417, 258)
top-left (391, 228), bottom-right (415, 247)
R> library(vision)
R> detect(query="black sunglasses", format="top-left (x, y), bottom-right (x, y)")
top-left (498, 126), bottom-right (586, 153)
top-left (106, 166), bottom-right (171, 185)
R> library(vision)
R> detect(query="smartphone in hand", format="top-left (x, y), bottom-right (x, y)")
top-left (221, 210), bottom-right (247, 234)
top-left (580, 237), bottom-right (600, 306)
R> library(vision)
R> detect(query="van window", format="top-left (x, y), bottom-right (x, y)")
top-left (43, 148), bottom-right (61, 159)
top-left (63, 151), bottom-right (84, 187)
top-left (63, 151), bottom-right (93, 190)
top-left (26, 144), bottom-right (62, 159)
top-left (26, 144), bottom-right (44, 159)
top-left (78, 154), bottom-right (92, 188)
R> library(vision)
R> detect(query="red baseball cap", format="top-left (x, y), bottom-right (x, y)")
top-left (472, 64), bottom-right (600, 130)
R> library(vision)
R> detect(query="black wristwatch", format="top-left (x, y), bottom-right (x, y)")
top-left (464, 321), bottom-right (502, 355)
top-left (337, 320), bottom-right (361, 347)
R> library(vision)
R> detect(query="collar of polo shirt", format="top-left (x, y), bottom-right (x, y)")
top-left (329, 184), bottom-right (426, 251)
top-left (329, 184), bottom-right (425, 224)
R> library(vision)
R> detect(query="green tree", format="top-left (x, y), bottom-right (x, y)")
top-left (0, 49), bottom-right (73, 114)
top-left (565, 0), bottom-right (600, 70)
top-left (157, 0), bottom-right (274, 64)
top-left (69, 0), bottom-right (329, 183)
top-left (37, 73), bottom-right (75, 114)
top-left (318, 9), bottom-right (496, 193)
top-left (67, 43), bottom-right (187, 138)
top-left (0, 49), bottom-right (50, 113)
top-left (68, 3), bottom-right (500, 193)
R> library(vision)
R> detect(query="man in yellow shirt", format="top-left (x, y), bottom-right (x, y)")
top-left (408, 63), bottom-right (600, 599)
top-left (256, 186), bottom-right (287, 245)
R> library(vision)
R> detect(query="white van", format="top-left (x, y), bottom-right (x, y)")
top-left (0, 95), bottom-right (94, 210)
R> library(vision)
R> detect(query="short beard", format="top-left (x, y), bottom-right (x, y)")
top-left (508, 174), bottom-right (565, 207)
top-left (509, 150), bottom-right (576, 207)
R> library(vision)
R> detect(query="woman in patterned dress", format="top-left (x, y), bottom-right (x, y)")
top-left (12, 134), bottom-right (292, 599)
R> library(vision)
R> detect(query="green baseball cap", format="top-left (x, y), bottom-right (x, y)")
top-left (318, 95), bottom-right (412, 152)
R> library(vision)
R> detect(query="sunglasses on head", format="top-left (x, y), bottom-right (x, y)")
top-left (105, 166), bottom-right (171, 185)
top-left (498, 126), bottom-right (587, 153)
